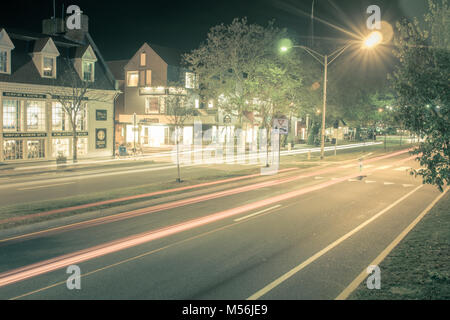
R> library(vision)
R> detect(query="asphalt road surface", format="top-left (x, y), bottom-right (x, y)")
top-left (0, 151), bottom-right (442, 300)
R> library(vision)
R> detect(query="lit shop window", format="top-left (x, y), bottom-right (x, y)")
top-left (127, 71), bottom-right (139, 87)
top-left (76, 105), bottom-right (88, 131)
top-left (2, 99), bottom-right (21, 132)
top-left (52, 102), bottom-right (70, 131)
top-left (26, 101), bottom-right (46, 131)
top-left (52, 138), bottom-right (70, 158)
top-left (43, 56), bottom-right (55, 78)
top-left (27, 140), bottom-right (45, 159)
top-left (3, 140), bottom-right (23, 160)
top-left (77, 138), bottom-right (88, 156)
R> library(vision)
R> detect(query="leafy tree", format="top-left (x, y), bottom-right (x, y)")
top-left (391, 0), bottom-right (449, 191)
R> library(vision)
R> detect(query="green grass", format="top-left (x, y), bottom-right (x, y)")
top-left (349, 192), bottom-right (450, 300)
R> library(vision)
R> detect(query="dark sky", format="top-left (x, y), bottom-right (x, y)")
top-left (1, 0), bottom-right (428, 61)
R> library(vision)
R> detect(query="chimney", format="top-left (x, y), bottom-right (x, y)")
top-left (65, 14), bottom-right (89, 43)
top-left (42, 18), bottom-right (65, 35)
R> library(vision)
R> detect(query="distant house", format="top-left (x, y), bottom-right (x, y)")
top-left (108, 43), bottom-right (221, 150)
top-left (0, 16), bottom-right (118, 162)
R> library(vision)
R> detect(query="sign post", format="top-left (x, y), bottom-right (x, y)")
top-left (274, 118), bottom-right (289, 166)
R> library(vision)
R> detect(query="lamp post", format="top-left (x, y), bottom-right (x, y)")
top-left (280, 31), bottom-right (382, 160)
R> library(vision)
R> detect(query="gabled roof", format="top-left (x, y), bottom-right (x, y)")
top-left (0, 28), bottom-right (15, 49)
top-left (32, 37), bottom-right (60, 56)
top-left (74, 45), bottom-right (97, 61)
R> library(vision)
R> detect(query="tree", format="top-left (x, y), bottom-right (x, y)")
top-left (391, 0), bottom-right (449, 191)
top-left (48, 58), bottom-right (111, 163)
top-left (166, 91), bottom-right (198, 182)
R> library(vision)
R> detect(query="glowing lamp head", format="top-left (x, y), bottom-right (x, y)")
top-left (364, 31), bottom-right (383, 48)
top-left (280, 46), bottom-right (289, 53)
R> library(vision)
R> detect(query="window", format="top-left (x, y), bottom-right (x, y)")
top-left (52, 139), bottom-right (70, 158)
top-left (27, 140), bottom-right (45, 159)
top-left (3, 100), bottom-right (20, 131)
top-left (127, 71), bottom-right (139, 87)
top-left (83, 61), bottom-right (94, 81)
top-left (52, 102), bottom-right (70, 131)
top-left (76, 104), bottom-right (88, 131)
top-left (43, 56), bottom-right (55, 77)
top-left (139, 70), bottom-right (145, 87)
top-left (185, 72), bottom-right (196, 89)
top-left (146, 70), bottom-right (152, 86)
top-left (77, 138), bottom-right (88, 156)
top-left (0, 50), bottom-right (8, 73)
top-left (145, 97), bottom-right (160, 114)
top-left (26, 101), bottom-right (46, 131)
top-left (140, 53), bottom-right (146, 66)
top-left (3, 140), bottom-right (23, 160)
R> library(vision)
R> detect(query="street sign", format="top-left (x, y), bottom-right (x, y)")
top-left (274, 119), bottom-right (289, 135)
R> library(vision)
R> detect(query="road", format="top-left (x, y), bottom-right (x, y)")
top-left (0, 150), bottom-right (443, 300)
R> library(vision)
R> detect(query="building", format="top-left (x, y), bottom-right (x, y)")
top-left (0, 16), bottom-right (118, 163)
top-left (108, 43), bottom-right (225, 151)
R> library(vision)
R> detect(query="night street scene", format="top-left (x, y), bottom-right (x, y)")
top-left (0, 0), bottom-right (448, 310)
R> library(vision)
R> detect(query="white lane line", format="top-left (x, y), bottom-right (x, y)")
top-left (348, 179), bottom-right (359, 182)
top-left (234, 205), bottom-right (282, 222)
top-left (394, 166), bottom-right (411, 171)
top-left (384, 182), bottom-right (395, 185)
top-left (17, 182), bottom-right (76, 191)
top-left (403, 184), bottom-right (415, 188)
top-left (375, 165), bottom-right (392, 171)
top-left (247, 185), bottom-right (423, 301)
top-left (365, 181), bottom-right (377, 184)
top-left (336, 187), bottom-right (449, 300)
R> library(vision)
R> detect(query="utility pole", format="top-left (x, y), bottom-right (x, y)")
top-left (320, 55), bottom-right (327, 160)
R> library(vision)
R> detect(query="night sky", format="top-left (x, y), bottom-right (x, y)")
top-left (1, 0), bottom-right (428, 60)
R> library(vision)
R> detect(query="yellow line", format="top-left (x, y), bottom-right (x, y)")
top-left (335, 187), bottom-right (449, 300)
top-left (247, 185), bottom-right (424, 300)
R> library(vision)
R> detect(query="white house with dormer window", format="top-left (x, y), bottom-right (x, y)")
top-left (31, 37), bottom-right (60, 79)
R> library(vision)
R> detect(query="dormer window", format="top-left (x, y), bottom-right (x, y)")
top-left (0, 29), bottom-right (15, 75)
top-left (83, 61), bottom-right (95, 81)
top-left (140, 53), bottom-right (146, 66)
top-left (43, 56), bottom-right (55, 78)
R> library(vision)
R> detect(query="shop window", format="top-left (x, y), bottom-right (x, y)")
top-left (3, 140), bottom-right (23, 160)
top-left (76, 105), bottom-right (88, 131)
top-left (3, 99), bottom-right (20, 132)
top-left (52, 102), bottom-right (69, 131)
top-left (52, 139), bottom-right (70, 158)
top-left (77, 138), bottom-right (88, 156)
top-left (26, 101), bottom-right (46, 131)
top-left (27, 140), bottom-right (45, 159)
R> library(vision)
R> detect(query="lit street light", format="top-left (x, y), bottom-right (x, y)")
top-left (280, 31), bottom-right (382, 160)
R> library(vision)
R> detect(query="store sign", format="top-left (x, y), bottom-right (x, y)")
top-left (140, 118), bottom-right (159, 124)
top-left (52, 132), bottom-right (89, 137)
top-left (3, 132), bottom-right (47, 138)
top-left (51, 95), bottom-right (89, 101)
top-left (96, 110), bottom-right (108, 121)
top-left (3, 92), bottom-right (47, 99)
top-left (95, 129), bottom-right (107, 149)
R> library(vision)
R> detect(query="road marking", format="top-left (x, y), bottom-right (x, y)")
top-left (384, 182), bottom-right (395, 185)
top-left (314, 177), bottom-right (325, 180)
top-left (234, 205), bottom-right (282, 222)
top-left (247, 185), bottom-right (424, 300)
top-left (403, 184), bottom-right (415, 188)
top-left (365, 181), bottom-right (377, 184)
top-left (348, 179), bottom-right (359, 182)
top-left (336, 187), bottom-right (449, 300)
top-left (394, 166), bottom-right (411, 172)
top-left (17, 182), bottom-right (76, 191)
top-left (375, 165), bottom-right (392, 171)
top-left (362, 165), bottom-right (375, 169)
top-left (341, 164), bottom-right (356, 168)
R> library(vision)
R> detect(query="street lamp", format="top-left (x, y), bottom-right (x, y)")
top-left (280, 31), bottom-right (382, 160)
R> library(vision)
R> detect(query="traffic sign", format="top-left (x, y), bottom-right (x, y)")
top-left (274, 119), bottom-right (289, 135)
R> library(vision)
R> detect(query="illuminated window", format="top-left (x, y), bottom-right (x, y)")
top-left (43, 56), bottom-right (55, 78)
top-left (185, 72), bottom-right (196, 89)
top-left (0, 50), bottom-right (8, 73)
top-left (52, 139), bottom-right (70, 158)
top-left (146, 70), bottom-right (152, 86)
top-left (140, 53), bottom-right (146, 66)
top-left (83, 61), bottom-right (95, 81)
top-left (139, 70), bottom-right (146, 87)
top-left (77, 138), bottom-right (88, 156)
top-left (27, 140), bottom-right (45, 159)
top-left (3, 100), bottom-right (20, 131)
top-left (127, 71), bottom-right (139, 87)
top-left (3, 140), bottom-right (23, 160)
top-left (52, 102), bottom-right (70, 131)
top-left (145, 97), bottom-right (160, 114)
top-left (76, 104), bottom-right (88, 131)
top-left (26, 101), bottom-right (46, 131)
